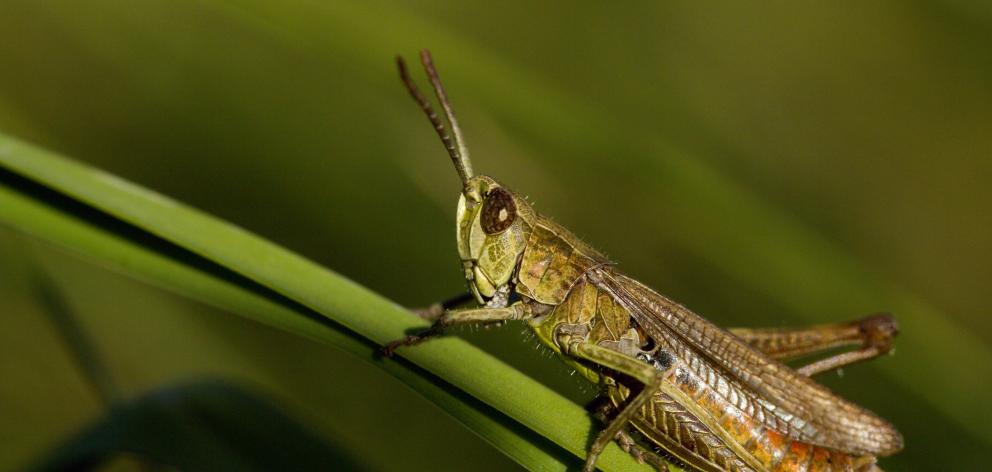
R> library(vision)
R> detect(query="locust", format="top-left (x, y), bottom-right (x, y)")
top-left (383, 50), bottom-right (904, 472)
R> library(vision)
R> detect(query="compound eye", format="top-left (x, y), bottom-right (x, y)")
top-left (481, 187), bottom-right (517, 234)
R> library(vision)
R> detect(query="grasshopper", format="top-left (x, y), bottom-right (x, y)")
top-left (384, 50), bottom-right (903, 472)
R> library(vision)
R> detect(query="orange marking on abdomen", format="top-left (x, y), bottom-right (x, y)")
top-left (778, 441), bottom-right (813, 472)
top-left (754, 429), bottom-right (857, 471)
top-left (695, 376), bottom-right (860, 472)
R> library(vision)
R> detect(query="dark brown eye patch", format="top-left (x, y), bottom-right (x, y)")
top-left (481, 187), bottom-right (517, 234)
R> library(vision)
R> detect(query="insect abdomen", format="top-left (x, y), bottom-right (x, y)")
top-left (610, 385), bottom-right (869, 472)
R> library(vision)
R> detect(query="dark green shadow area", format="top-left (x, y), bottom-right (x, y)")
top-left (29, 379), bottom-right (365, 471)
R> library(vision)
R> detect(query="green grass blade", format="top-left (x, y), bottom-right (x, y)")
top-left (0, 176), bottom-right (574, 472)
top-left (0, 133), bottom-right (656, 471)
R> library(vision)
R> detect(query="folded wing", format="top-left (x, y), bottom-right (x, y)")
top-left (591, 267), bottom-right (903, 456)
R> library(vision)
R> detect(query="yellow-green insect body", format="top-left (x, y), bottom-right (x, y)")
top-left (453, 171), bottom-right (662, 402)
top-left (388, 50), bottom-right (902, 472)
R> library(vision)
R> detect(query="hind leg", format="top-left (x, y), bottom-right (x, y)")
top-left (729, 313), bottom-right (898, 376)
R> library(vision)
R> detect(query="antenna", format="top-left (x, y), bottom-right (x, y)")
top-left (397, 50), bottom-right (474, 187)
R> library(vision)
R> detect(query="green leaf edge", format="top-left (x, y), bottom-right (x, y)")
top-left (0, 133), bottom-right (664, 471)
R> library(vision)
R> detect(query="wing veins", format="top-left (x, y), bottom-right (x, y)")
top-left (591, 267), bottom-right (902, 456)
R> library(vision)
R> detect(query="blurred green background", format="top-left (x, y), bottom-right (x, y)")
top-left (1, 1), bottom-right (990, 470)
